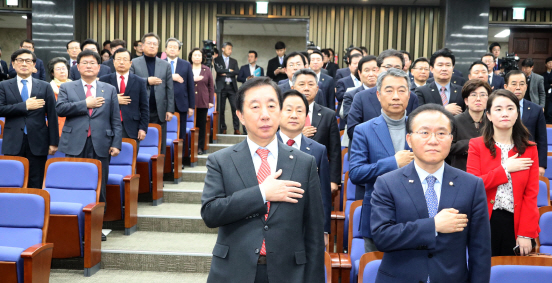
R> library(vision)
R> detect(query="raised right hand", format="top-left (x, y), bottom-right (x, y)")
top-left (262, 169), bottom-right (304, 203)
top-left (444, 103), bottom-right (462, 115)
top-left (86, 96), bottom-right (105, 109)
top-left (395, 150), bottom-right (415, 168)
top-left (26, 97), bottom-right (45, 110)
top-left (435, 208), bottom-right (468, 233)
top-left (505, 153), bottom-right (533, 173)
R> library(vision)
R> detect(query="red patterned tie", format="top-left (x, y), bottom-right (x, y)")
top-left (287, 139), bottom-right (295, 146)
top-left (440, 86), bottom-right (448, 106)
top-left (305, 114), bottom-right (311, 127)
top-left (256, 148), bottom-right (271, 256)
top-left (85, 84), bottom-right (93, 137)
top-left (120, 76), bottom-right (126, 121)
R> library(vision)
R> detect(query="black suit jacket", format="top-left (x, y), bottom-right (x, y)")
top-left (0, 78), bottom-right (59, 156)
top-left (334, 68), bottom-right (350, 82)
top-left (99, 73), bottom-right (150, 139)
top-left (521, 99), bottom-right (547, 169)
top-left (103, 58), bottom-right (116, 73)
top-left (450, 110), bottom-right (482, 171)
top-left (310, 103), bottom-right (341, 184)
top-left (427, 74), bottom-right (466, 87)
top-left (415, 81), bottom-right (465, 111)
top-left (237, 64), bottom-right (264, 83)
top-left (9, 58), bottom-right (46, 81)
top-left (266, 56), bottom-right (287, 83)
top-left (69, 64), bottom-right (112, 81)
top-left (336, 76), bottom-right (356, 129)
top-left (201, 140), bottom-right (325, 283)
top-left (0, 60), bottom-right (9, 81)
top-left (167, 58), bottom-right (195, 113)
top-left (214, 56), bottom-right (239, 93)
top-left (324, 62), bottom-right (339, 78)
top-left (318, 73), bottom-right (336, 110)
top-left (278, 79), bottom-right (326, 106)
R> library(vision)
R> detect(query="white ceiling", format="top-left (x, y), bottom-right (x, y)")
top-left (0, 14), bottom-right (27, 29)
top-left (224, 20), bottom-right (307, 37)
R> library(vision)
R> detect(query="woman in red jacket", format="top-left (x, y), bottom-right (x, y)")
top-left (467, 89), bottom-right (539, 256)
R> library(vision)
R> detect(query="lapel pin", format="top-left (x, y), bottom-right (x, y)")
top-left (409, 180), bottom-right (414, 183)
top-left (528, 107), bottom-right (530, 110)
top-left (306, 147), bottom-right (310, 150)
top-left (454, 81), bottom-right (457, 84)
top-left (318, 113), bottom-right (321, 116)
top-left (102, 90), bottom-right (104, 92)
top-left (289, 155), bottom-right (294, 159)
top-left (322, 78), bottom-right (324, 81)
top-left (431, 89), bottom-right (435, 91)
top-left (454, 90), bottom-right (457, 93)
top-left (490, 199), bottom-right (495, 204)
top-left (449, 181), bottom-right (454, 186)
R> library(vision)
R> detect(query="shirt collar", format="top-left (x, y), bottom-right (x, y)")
top-left (309, 102), bottom-right (315, 116)
top-left (520, 98), bottom-right (524, 109)
top-left (17, 75), bottom-right (31, 84)
top-left (116, 71), bottom-right (129, 80)
top-left (434, 81), bottom-right (450, 92)
top-left (279, 131), bottom-right (302, 148)
top-left (82, 79), bottom-right (97, 89)
top-left (222, 55), bottom-right (229, 61)
top-left (363, 84), bottom-right (372, 90)
top-left (414, 161), bottom-right (445, 186)
top-left (246, 136), bottom-right (279, 160)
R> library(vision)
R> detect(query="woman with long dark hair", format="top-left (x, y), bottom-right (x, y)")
top-left (467, 89), bottom-right (540, 256)
top-left (188, 48), bottom-right (214, 155)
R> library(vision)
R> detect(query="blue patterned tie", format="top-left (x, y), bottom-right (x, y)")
top-left (21, 79), bottom-right (29, 134)
top-left (425, 175), bottom-right (438, 218)
top-left (171, 61), bottom-right (175, 74)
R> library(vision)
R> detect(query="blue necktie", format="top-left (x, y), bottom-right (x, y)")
top-left (425, 175), bottom-right (438, 218)
top-left (21, 79), bottom-right (29, 134)
top-left (171, 61), bottom-right (175, 74)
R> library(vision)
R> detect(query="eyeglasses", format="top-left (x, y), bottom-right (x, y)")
top-left (411, 131), bottom-right (452, 141)
top-left (54, 67), bottom-right (67, 72)
top-left (14, 58), bottom-right (34, 64)
top-left (469, 92), bottom-right (488, 98)
top-left (144, 42), bottom-right (159, 47)
top-left (79, 61), bottom-right (98, 66)
top-left (114, 58), bottom-right (130, 63)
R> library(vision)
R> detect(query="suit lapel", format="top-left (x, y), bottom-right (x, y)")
top-left (311, 103), bottom-right (322, 128)
top-left (9, 79), bottom-right (22, 103)
top-left (74, 80), bottom-right (87, 101)
top-left (401, 163), bottom-right (429, 219)
top-left (373, 117), bottom-right (395, 155)
top-left (231, 140), bottom-right (259, 193)
top-left (522, 99), bottom-right (531, 125)
top-left (368, 89), bottom-right (381, 114)
top-left (268, 142), bottom-right (297, 221)
top-left (429, 82), bottom-right (442, 105)
top-left (154, 58), bottom-right (164, 81)
top-left (110, 74), bottom-right (120, 93)
top-left (449, 84), bottom-right (460, 104)
top-left (124, 74), bottom-right (135, 95)
top-left (300, 135), bottom-right (312, 153)
top-left (92, 82), bottom-right (105, 116)
top-left (30, 78), bottom-right (40, 98)
top-left (437, 164), bottom-right (460, 211)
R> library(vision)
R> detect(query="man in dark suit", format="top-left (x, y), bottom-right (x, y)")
top-left (505, 70), bottom-right (547, 176)
top-left (69, 39), bottom-right (112, 80)
top-left (309, 50), bottom-right (335, 109)
top-left (482, 53), bottom-right (504, 90)
top-left (342, 56), bottom-right (378, 127)
top-left (57, 50), bottom-right (122, 238)
top-left (416, 48), bottom-right (464, 116)
top-left (66, 40), bottom-right (81, 68)
top-left (490, 42), bottom-right (504, 75)
top-left (102, 39), bottom-right (126, 73)
top-left (409, 57), bottom-right (430, 92)
top-left (370, 103), bottom-right (491, 283)
top-left (293, 69), bottom-right (341, 194)
top-left (0, 49), bottom-right (59, 188)
top-left (467, 61), bottom-right (490, 83)
top-left (238, 50), bottom-right (264, 83)
top-left (336, 53), bottom-right (363, 129)
top-left (0, 47), bottom-right (9, 81)
top-left (521, 58), bottom-right (546, 108)
top-left (201, 77), bottom-right (324, 283)
top-left (544, 57), bottom-right (552, 123)
top-left (130, 33), bottom-right (175, 155)
top-left (8, 40), bottom-right (46, 81)
top-left (214, 42), bottom-right (240, 134)
top-left (322, 49), bottom-right (338, 78)
top-left (266, 41), bottom-right (287, 83)
top-left (99, 48), bottom-right (149, 149)
top-left (349, 69), bottom-right (415, 250)
top-left (334, 47), bottom-right (363, 82)
top-left (277, 89), bottom-right (332, 246)
top-left (277, 52), bottom-right (325, 107)
top-left (165, 38), bottom-right (195, 144)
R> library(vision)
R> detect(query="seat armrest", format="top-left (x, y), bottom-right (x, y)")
top-left (123, 174), bottom-right (140, 182)
top-left (83, 202), bottom-right (105, 269)
top-left (329, 252), bottom-right (341, 268)
top-left (21, 243), bottom-right (54, 258)
top-left (22, 243), bottom-right (54, 283)
top-left (334, 211), bottom-right (345, 220)
top-left (339, 253), bottom-right (352, 268)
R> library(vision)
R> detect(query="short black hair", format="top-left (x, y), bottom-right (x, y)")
top-left (133, 41), bottom-right (141, 47)
top-left (349, 53), bottom-right (363, 64)
top-left (78, 49), bottom-right (101, 64)
top-left (468, 60), bottom-right (488, 72)
top-left (545, 56), bottom-right (552, 64)
top-left (222, 42), bottom-right (233, 48)
top-left (248, 50), bottom-right (258, 58)
top-left (347, 47), bottom-right (362, 58)
top-left (328, 48), bottom-right (335, 57)
top-left (521, 58), bottom-right (534, 67)
top-left (376, 49), bottom-right (405, 68)
top-left (188, 48), bottom-right (205, 64)
top-left (301, 51), bottom-right (310, 65)
top-left (11, 49), bottom-right (36, 64)
top-left (82, 39), bottom-right (100, 51)
top-left (489, 42), bottom-right (501, 52)
top-left (400, 50), bottom-right (411, 61)
top-left (504, 70), bottom-right (526, 85)
top-left (360, 46), bottom-right (368, 54)
top-left (48, 57), bottom-right (69, 77)
top-left (100, 49), bottom-right (112, 58)
top-left (236, 76), bottom-right (282, 113)
top-left (213, 48), bottom-right (219, 55)
top-left (321, 49), bottom-right (330, 58)
top-left (103, 40), bottom-right (111, 47)
top-left (113, 48), bottom-right (132, 59)
top-left (429, 48), bottom-right (455, 67)
top-left (410, 57), bottom-right (429, 71)
top-left (283, 52), bottom-right (307, 68)
top-left (282, 89), bottom-right (309, 117)
top-left (357, 55), bottom-right (377, 75)
top-left (481, 52), bottom-right (495, 61)
top-left (20, 39), bottom-right (34, 48)
top-left (110, 39), bottom-right (126, 49)
top-left (291, 68), bottom-right (318, 85)
top-left (66, 40), bottom-right (80, 50)
top-left (309, 50), bottom-right (323, 60)
top-left (406, 103), bottom-right (455, 134)
top-left (275, 41), bottom-right (286, 50)
top-left (141, 33), bottom-right (160, 44)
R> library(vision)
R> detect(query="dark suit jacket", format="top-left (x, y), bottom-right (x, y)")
top-left (214, 56), bottom-right (239, 93)
top-left (0, 78), bottom-right (59, 156)
top-left (347, 87), bottom-right (419, 140)
top-left (167, 58), bottom-right (195, 113)
top-left (427, 74), bottom-right (465, 87)
top-left (521, 99), bottom-right (547, 169)
top-left (334, 68), bottom-right (350, 82)
top-left (56, 80), bottom-right (122, 157)
top-left (194, 65), bottom-right (215, 109)
top-left (542, 71), bottom-right (552, 95)
top-left (336, 75), bottom-right (356, 129)
top-left (102, 58), bottom-right (116, 73)
top-left (349, 115), bottom-right (411, 236)
top-left (371, 162), bottom-right (491, 283)
top-left (237, 64), bottom-right (264, 83)
top-left (310, 103), bottom-right (341, 184)
top-left (278, 79), bottom-right (326, 106)
top-left (342, 85), bottom-right (366, 124)
top-left (489, 74), bottom-right (505, 90)
top-left (99, 73), bottom-right (149, 139)
top-left (323, 62), bottom-right (339, 78)
top-left (201, 140), bottom-right (325, 283)
top-left (266, 56), bottom-right (287, 83)
top-left (318, 73), bottom-right (335, 110)
top-left (277, 133), bottom-right (331, 233)
top-left (0, 60), bottom-right (9, 81)
top-left (415, 81), bottom-right (465, 111)
top-left (9, 58), bottom-right (46, 81)
top-left (69, 64), bottom-right (112, 81)
top-left (450, 110), bottom-right (482, 171)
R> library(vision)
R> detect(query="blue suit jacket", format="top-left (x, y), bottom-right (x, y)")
top-left (522, 99), bottom-right (547, 169)
top-left (489, 74), bottom-right (505, 90)
top-left (370, 162), bottom-right (491, 283)
top-left (167, 58), bottom-right (195, 113)
top-left (334, 68), bottom-right (350, 82)
top-left (278, 79), bottom-right (326, 106)
top-left (347, 87), bottom-right (419, 140)
top-left (349, 115), bottom-right (411, 237)
top-left (277, 133), bottom-right (332, 233)
top-left (9, 58), bottom-right (46, 81)
top-left (69, 64), bottom-right (112, 81)
top-left (318, 73), bottom-right (336, 109)
top-left (237, 64), bottom-right (264, 83)
top-left (336, 76), bottom-right (356, 129)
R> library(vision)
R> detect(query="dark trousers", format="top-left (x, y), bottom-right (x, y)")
top-left (219, 83), bottom-right (239, 131)
top-left (254, 262), bottom-right (268, 283)
top-left (121, 122), bottom-right (141, 150)
top-left (150, 110), bottom-right (167, 155)
top-left (196, 108), bottom-right (208, 151)
top-left (66, 137), bottom-right (110, 211)
top-left (490, 209), bottom-right (516, 256)
top-left (7, 135), bottom-right (47, 189)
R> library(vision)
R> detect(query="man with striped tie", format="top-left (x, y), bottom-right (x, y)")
top-left (201, 77), bottom-right (325, 283)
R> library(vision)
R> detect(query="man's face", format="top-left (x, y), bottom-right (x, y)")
top-left (491, 46), bottom-right (501, 59)
top-left (546, 61), bottom-right (552, 70)
top-left (468, 64), bottom-right (489, 82)
top-left (77, 55), bottom-right (101, 78)
top-left (505, 73), bottom-right (527, 100)
top-left (143, 37), bottom-right (159, 57)
top-left (359, 60), bottom-right (379, 88)
top-left (481, 55), bottom-right (495, 72)
top-left (67, 42), bottom-right (81, 59)
top-left (166, 41), bottom-right (180, 58)
top-left (377, 75), bottom-right (410, 116)
top-left (464, 86), bottom-right (488, 113)
top-left (379, 56), bottom-right (403, 73)
top-left (12, 53), bottom-right (35, 78)
top-left (521, 66), bottom-right (533, 77)
top-left (111, 45), bottom-right (123, 55)
top-left (292, 74), bottom-right (319, 104)
top-left (114, 51), bottom-right (132, 75)
top-left (284, 55), bottom-right (305, 80)
top-left (310, 53), bottom-right (323, 73)
top-left (20, 42), bottom-right (34, 52)
top-left (104, 43), bottom-right (111, 51)
top-left (322, 53), bottom-right (329, 64)
top-left (406, 111), bottom-right (453, 168)
top-left (236, 85), bottom-right (281, 145)
top-left (411, 61), bottom-right (429, 83)
top-left (248, 53), bottom-right (257, 64)
top-left (276, 48), bottom-right (286, 57)
top-left (134, 42), bottom-right (143, 53)
top-left (348, 56), bottom-right (361, 73)
top-left (403, 54), bottom-right (411, 72)
top-left (82, 44), bottom-right (98, 54)
top-left (222, 45), bottom-right (233, 57)
top-left (430, 56), bottom-right (453, 82)
top-left (280, 95), bottom-right (307, 134)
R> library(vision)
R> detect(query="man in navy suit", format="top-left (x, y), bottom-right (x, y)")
top-left (238, 50), bottom-right (264, 83)
top-left (505, 70), bottom-right (547, 176)
top-left (334, 47), bottom-right (363, 82)
top-left (99, 48), bottom-right (149, 149)
top-left (165, 38), bottom-right (195, 142)
top-left (278, 52), bottom-right (325, 106)
top-left (8, 40), bottom-right (46, 81)
top-left (102, 39), bottom-right (126, 73)
top-left (490, 42), bottom-right (504, 75)
top-left (370, 103), bottom-right (491, 282)
top-left (482, 53), bottom-right (504, 90)
top-left (347, 50), bottom-right (419, 140)
top-left (336, 53), bottom-right (363, 129)
top-left (342, 56), bottom-right (378, 126)
top-left (69, 39), bottom-right (112, 80)
top-left (309, 50), bottom-right (335, 109)
top-left (467, 61), bottom-right (490, 83)
top-left (277, 89), bottom-right (331, 246)
top-left (349, 69), bottom-right (415, 252)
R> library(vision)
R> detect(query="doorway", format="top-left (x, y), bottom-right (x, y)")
top-left (0, 12), bottom-right (30, 76)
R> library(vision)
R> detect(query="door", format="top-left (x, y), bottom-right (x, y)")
top-left (509, 29), bottom-right (552, 74)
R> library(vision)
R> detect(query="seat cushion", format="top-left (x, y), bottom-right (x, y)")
top-left (50, 202), bottom-right (85, 256)
top-left (0, 246), bottom-right (25, 283)
top-left (0, 227), bottom-right (42, 250)
top-left (0, 160), bottom-right (25, 187)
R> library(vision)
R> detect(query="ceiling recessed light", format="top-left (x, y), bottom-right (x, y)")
top-left (22, 16), bottom-right (27, 19)
top-left (513, 7), bottom-right (525, 20)
top-left (494, 29), bottom-right (510, 38)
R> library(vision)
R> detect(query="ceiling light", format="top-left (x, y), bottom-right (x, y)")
top-left (513, 7), bottom-right (525, 20)
top-left (22, 16), bottom-right (27, 19)
top-left (256, 2), bottom-right (268, 15)
top-left (7, 0), bottom-right (18, 6)
top-left (494, 29), bottom-right (510, 38)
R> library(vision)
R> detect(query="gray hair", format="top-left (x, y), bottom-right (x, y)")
top-left (376, 68), bottom-right (410, 93)
top-left (291, 68), bottom-right (317, 86)
top-left (165, 37), bottom-right (182, 49)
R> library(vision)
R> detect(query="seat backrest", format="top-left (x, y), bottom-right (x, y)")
top-left (0, 138), bottom-right (3, 155)
top-left (140, 125), bottom-right (160, 155)
top-left (350, 203), bottom-right (364, 263)
top-left (547, 127), bottom-right (552, 145)
top-left (0, 119), bottom-right (4, 138)
top-left (0, 192), bottom-right (45, 249)
top-left (490, 265), bottom-right (552, 283)
top-left (44, 159), bottom-right (100, 205)
top-left (346, 178), bottom-right (356, 201)
top-left (0, 157), bottom-right (28, 188)
top-left (362, 260), bottom-right (381, 283)
top-left (539, 212), bottom-right (552, 247)
top-left (343, 153), bottom-right (349, 174)
top-left (47, 150), bottom-right (66, 160)
top-left (167, 113), bottom-right (178, 136)
top-left (538, 180), bottom-right (549, 207)
top-left (110, 141), bottom-right (134, 177)
top-left (544, 156), bottom-right (552, 179)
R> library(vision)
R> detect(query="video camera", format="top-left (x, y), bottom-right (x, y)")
top-left (203, 40), bottom-right (216, 68)
top-left (343, 44), bottom-right (355, 65)
top-left (501, 53), bottom-right (520, 74)
top-left (307, 41), bottom-right (319, 51)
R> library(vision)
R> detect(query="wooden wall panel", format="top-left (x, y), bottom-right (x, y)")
top-left (489, 8), bottom-right (552, 23)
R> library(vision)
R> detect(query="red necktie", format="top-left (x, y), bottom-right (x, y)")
top-left (72, 61), bottom-right (76, 66)
top-left (287, 139), bottom-right (295, 146)
top-left (120, 75), bottom-right (126, 121)
top-left (85, 84), bottom-right (93, 137)
top-left (256, 148), bottom-right (271, 256)
top-left (305, 114), bottom-right (311, 127)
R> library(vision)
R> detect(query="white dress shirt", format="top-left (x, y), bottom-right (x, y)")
top-left (351, 74), bottom-right (361, 87)
top-left (17, 75), bottom-right (32, 96)
top-left (246, 136), bottom-right (279, 203)
top-left (69, 58), bottom-right (77, 67)
top-left (414, 161), bottom-right (445, 236)
top-left (249, 64), bottom-right (257, 77)
top-left (489, 72), bottom-right (494, 85)
top-left (308, 102), bottom-right (315, 125)
top-left (81, 79), bottom-right (97, 98)
top-left (279, 131), bottom-right (302, 150)
top-left (168, 57), bottom-right (178, 72)
top-left (116, 72), bottom-right (129, 93)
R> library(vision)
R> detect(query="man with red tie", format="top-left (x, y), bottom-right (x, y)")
top-left (66, 40), bottom-right (81, 68)
top-left (201, 77), bottom-right (325, 283)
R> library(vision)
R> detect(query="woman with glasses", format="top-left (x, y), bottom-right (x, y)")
top-left (467, 89), bottom-right (539, 256)
top-left (188, 48), bottom-right (214, 155)
top-left (450, 80), bottom-right (491, 171)
top-left (48, 57), bottom-right (71, 137)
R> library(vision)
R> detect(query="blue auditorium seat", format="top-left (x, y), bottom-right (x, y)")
top-left (47, 151), bottom-right (65, 160)
top-left (538, 180), bottom-right (550, 207)
top-left (0, 156), bottom-right (28, 188)
top-left (343, 153), bottom-right (349, 181)
top-left (0, 139), bottom-right (3, 155)
top-left (137, 124), bottom-right (164, 206)
top-left (349, 201), bottom-right (363, 283)
top-left (539, 212), bottom-right (552, 254)
top-left (164, 113), bottom-right (183, 183)
top-left (185, 112), bottom-right (198, 167)
top-left (361, 260), bottom-right (381, 283)
top-left (344, 176), bottom-right (356, 251)
top-left (490, 265), bottom-right (552, 283)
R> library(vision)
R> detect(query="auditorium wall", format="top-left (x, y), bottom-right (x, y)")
top-left (0, 28), bottom-right (27, 61)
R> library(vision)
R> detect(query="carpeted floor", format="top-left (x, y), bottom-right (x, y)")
top-left (49, 269), bottom-right (208, 282)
